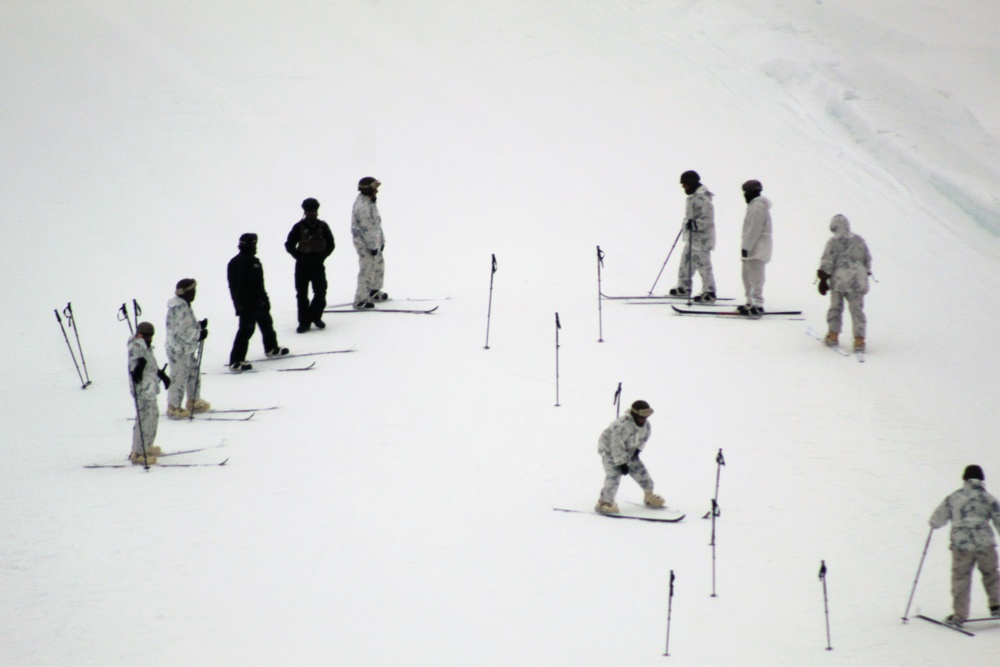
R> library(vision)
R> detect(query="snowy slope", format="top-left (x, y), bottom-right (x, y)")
top-left (1, 1), bottom-right (998, 665)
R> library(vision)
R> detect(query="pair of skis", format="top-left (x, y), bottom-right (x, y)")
top-left (323, 295), bottom-right (445, 315)
top-left (806, 328), bottom-right (865, 362)
top-left (85, 440), bottom-right (231, 468)
top-left (554, 503), bottom-right (686, 523)
top-left (914, 614), bottom-right (998, 637)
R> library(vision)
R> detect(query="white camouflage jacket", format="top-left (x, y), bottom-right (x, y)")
top-left (127, 335), bottom-right (160, 399)
top-left (598, 414), bottom-right (652, 466)
top-left (352, 193), bottom-right (384, 254)
top-left (165, 296), bottom-right (202, 362)
top-left (819, 215), bottom-right (871, 294)
top-left (929, 479), bottom-right (1000, 551)
top-left (741, 196), bottom-right (773, 262)
top-left (683, 185), bottom-right (716, 249)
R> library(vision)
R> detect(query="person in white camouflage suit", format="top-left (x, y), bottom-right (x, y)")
top-left (817, 214), bottom-right (872, 352)
top-left (595, 400), bottom-right (666, 514)
top-left (352, 176), bottom-right (387, 309)
top-left (670, 170), bottom-right (717, 302)
top-left (738, 179), bottom-right (773, 316)
top-left (165, 278), bottom-right (210, 418)
top-left (128, 322), bottom-right (170, 465)
top-left (929, 465), bottom-right (1000, 627)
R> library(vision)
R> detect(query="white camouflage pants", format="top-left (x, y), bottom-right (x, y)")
top-left (132, 393), bottom-right (159, 457)
top-left (742, 259), bottom-right (766, 306)
top-left (826, 291), bottom-right (866, 338)
top-left (167, 351), bottom-right (200, 408)
top-left (599, 456), bottom-right (655, 504)
top-left (354, 250), bottom-right (385, 304)
top-left (950, 546), bottom-right (1000, 621)
top-left (677, 240), bottom-right (716, 293)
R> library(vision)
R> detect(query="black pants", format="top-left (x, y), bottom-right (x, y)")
top-left (229, 306), bottom-right (279, 364)
top-left (295, 260), bottom-right (327, 325)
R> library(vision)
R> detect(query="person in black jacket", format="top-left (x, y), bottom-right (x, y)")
top-left (285, 198), bottom-right (335, 333)
top-left (227, 233), bottom-right (288, 371)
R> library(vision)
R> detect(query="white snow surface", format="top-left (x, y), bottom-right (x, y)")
top-left (2, 1), bottom-right (999, 665)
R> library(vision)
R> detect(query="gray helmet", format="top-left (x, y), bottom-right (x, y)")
top-left (137, 321), bottom-right (155, 336)
top-left (358, 176), bottom-right (381, 191)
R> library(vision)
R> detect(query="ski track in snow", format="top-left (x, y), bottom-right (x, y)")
top-left (1, 1), bottom-right (998, 665)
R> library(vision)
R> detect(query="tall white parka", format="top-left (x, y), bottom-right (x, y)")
top-left (819, 215), bottom-right (871, 295)
top-left (165, 295), bottom-right (202, 363)
top-left (741, 196), bottom-right (773, 262)
top-left (351, 193), bottom-right (384, 254)
top-left (598, 414), bottom-right (652, 467)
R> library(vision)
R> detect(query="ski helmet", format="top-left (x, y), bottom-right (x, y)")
top-left (630, 400), bottom-right (654, 418)
top-left (680, 170), bottom-right (700, 186)
top-left (175, 278), bottom-right (197, 296)
top-left (741, 179), bottom-right (763, 193)
top-left (963, 465), bottom-right (985, 481)
top-left (137, 321), bottom-right (155, 336)
top-left (358, 176), bottom-right (381, 191)
top-left (238, 233), bottom-right (258, 247)
top-left (301, 198), bottom-right (320, 211)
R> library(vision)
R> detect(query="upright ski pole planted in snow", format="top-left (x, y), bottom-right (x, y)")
top-left (131, 378), bottom-right (151, 471)
top-left (648, 226), bottom-right (683, 296)
top-left (710, 498), bottom-right (719, 597)
top-left (596, 246), bottom-right (605, 342)
top-left (189, 336), bottom-right (206, 421)
top-left (62, 303), bottom-right (92, 387)
top-left (613, 382), bottom-right (622, 418)
top-left (55, 309), bottom-right (89, 389)
top-left (484, 254), bottom-right (497, 349)
top-left (819, 560), bottom-right (833, 650)
top-left (902, 528), bottom-right (934, 623)
top-left (554, 312), bottom-right (561, 407)
top-left (703, 449), bottom-right (725, 519)
top-left (663, 570), bottom-right (676, 657)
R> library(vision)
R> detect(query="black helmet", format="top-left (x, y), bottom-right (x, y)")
top-left (136, 321), bottom-right (155, 336)
top-left (630, 400), bottom-right (654, 418)
top-left (741, 179), bottom-right (763, 193)
top-left (680, 170), bottom-right (700, 186)
top-left (301, 198), bottom-right (320, 211)
top-left (238, 233), bottom-right (258, 247)
top-left (358, 176), bottom-right (381, 191)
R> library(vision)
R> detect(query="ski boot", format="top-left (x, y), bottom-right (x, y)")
top-left (595, 500), bottom-right (620, 514)
top-left (167, 404), bottom-right (191, 419)
top-left (266, 347), bottom-right (290, 358)
top-left (944, 615), bottom-right (965, 628)
top-left (693, 291), bottom-right (716, 303)
top-left (370, 289), bottom-right (389, 303)
top-left (353, 301), bottom-right (374, 310)
top-left (229, 361), bottom-right (252, 372)
top-left (644, 490), bottom-right (666, 508)
top-left (130, 451), bottom-right (158, 465)
top-left (853, 336), bottom-right (865, 352)
top-left (187, 398), bottom-right (211, 414)
top-left (824, 331), bottom-right (839, 347)
top-left (668, 287), bottom-right (690, 297)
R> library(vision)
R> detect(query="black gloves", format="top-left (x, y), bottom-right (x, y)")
top-left (130, 357), bottom-right (146, 385)
top-left (369, 248), bottom-right (379, 257)
top-left (157, 364), bottom-right (171, 389)
top-left (741, 249), bottom-right (748, 258)
top-left (685, 219), bottom-right (698, 232)
top-left (199, 318), bottom-right (208, 328)
top-left (817, 270), bottom-right (830, 296)
top-left (616, 463), bottom-right (630, 475)
top-left (199, 328), bottom-right (209, 341)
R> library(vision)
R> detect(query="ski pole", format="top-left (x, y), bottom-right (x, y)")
top-left (596, 246), bottom-right (605, 343)
top-left (685, 223), bottom-right (694, 306)
top-left (189, 336), bottom-right (206, 421)
top-left (554, 312), bottom-right (561, 407)
top-left (819, 560), bottom-right (833, 650)
top-left (484, 254), bottom-right (497, 349)
top-left (63, 303), bottom-right (92, 387)
top-left (117, 303), bottom-right (134, 334)
top-left (902, 528), bottom-right (933, 623)
top-left (663, 570), bottom-right (675, 656)
top-left (710, 498), bottom-right (719, 597)
top-left (55, 309), bottom-right (88, 389)
top-left (613, 382), bottom-right (622, 418)
top-left (702, 449), bottom-right (726, 519)
top-left (648, 225), bottom-right (684, 295)
top-left (132, 298), bottom-right (142, 323)
top-left (130, 375), bottom-right (151, 471)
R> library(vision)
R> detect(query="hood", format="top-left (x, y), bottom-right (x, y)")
top-left (830, 214), bottom-right (852, 238)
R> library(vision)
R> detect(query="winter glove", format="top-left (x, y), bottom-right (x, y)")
top-left (685, 219), bottom-right (698, 232)
top-left (157, 364), bottom-right (171, 389)
top-left (199, 328), bottom-right (208, 341)
top-left (817, 269), bottom-right (830, 296)
top-left (616, 463), bottom-right (630, 475)
top-left (199, 318), bottom-right (209, 329)
top-left (369, 248), bottom-right (379, 257)
top-left (130, 357), bottom-right (146, 385)
top-left (741, 249), bottom-right (748, 258)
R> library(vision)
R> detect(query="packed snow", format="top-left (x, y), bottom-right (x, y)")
top-left (1, 1), bottom-right (998, 665)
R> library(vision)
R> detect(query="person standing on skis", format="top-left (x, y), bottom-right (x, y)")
top-left (817, 214), bottom-right (872, 352)
top-left (285, 197), bottom-right (335, 333)
top-left (595, 400), bottom-right (666, 514)
top-left (738, 179), bottom-right (773, 316)
top-left (351, 177), bottom-right (387, 309)
top-left (165, 278), bottom-right (210, 418)
top-left (128, 321), bottom-right (169, 465)
top-left (929, 465), bottom-right (1000, 628)
top-left (669, 170), bottom-right (717, 302)
top-left (227, 233), bottom-right (288, 371)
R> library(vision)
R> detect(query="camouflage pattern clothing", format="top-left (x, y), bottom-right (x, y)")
top-left (597, 414), bottom-right (655, 504)
top-left (352, 193), bottom-right (386, 304)
top-left (677, 185), bottom-right (717, 293)
top-left (127, 334), bottom-right (160, 457)
top-left (819, 215), bottom-right (872, 338)
top-left (929, 479), bottom-right (1000, 620)
top-left (741, 195), bottom-right (773, 307)
top-left (165, 295), bottom-right (203, 409)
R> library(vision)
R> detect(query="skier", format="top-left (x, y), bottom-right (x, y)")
top-left (165, 278), bottom-right (210, 418)
top-left (128, 322), bottom-right (169, 465)
top-left (351, 177), bottom-right (387, 309)
top-left (227, 233), bottom-right (289, 371)
top-left (669, 170), bottom-right (717, 302)
top-left (929, 465), bottom-right (1000, 627)
top-left (738, 179), bottom-right (773, 316)
top-left (595, 400), bottom-right (666, 514)
top-left (817, 214), bottom-right (872, 352)
top-left (285, 197), bottom-right (335, 333)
